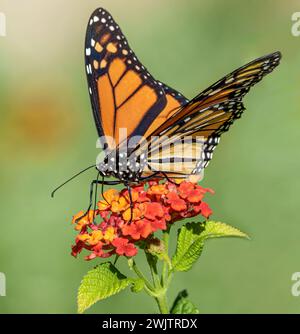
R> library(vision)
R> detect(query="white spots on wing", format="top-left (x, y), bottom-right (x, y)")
top-left (93, 16), bottom-right (100, 22)
top-left (89, 19), bottom-right (93, 26)
top-left (109, 25), bottom-right (115, 31)
top-left (101, 18), bottom-right (106, 23)
top-left (91, 38), bottom-right (95, 47)
top-left (135, 65), bottom-right (140, 71)
top-left (209, 88), bottom-right (221, 96)
top-left (127, 59), bottom-right (132, 64)
top-left (225, 77), bottom-right (234, 84)
top-left (89, 87), bottom-right (92, 94)
top-left (116, 35), bottom-right (121, 40)
top-left (85, 48), bottom-right (91, 56)
top-left (86, 64), bottom-right (92, 74)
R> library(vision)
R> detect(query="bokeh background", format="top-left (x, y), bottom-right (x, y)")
top-left (0, 0), bottom-right (299, 313)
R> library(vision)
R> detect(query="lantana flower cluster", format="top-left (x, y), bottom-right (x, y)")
top-left (71, 180), bottom-right (214, 260)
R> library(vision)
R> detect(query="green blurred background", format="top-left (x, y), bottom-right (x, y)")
top-left (0, 0), bottom-right (299, 313)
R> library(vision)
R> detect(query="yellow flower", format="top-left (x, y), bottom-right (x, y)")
top-left (98, 189), bottom-right (120, 211)
top-left (72, 210), bottom-right (96, 231)
top-left (104, 227), bottom-right (115, 242)
top-left (111, 196), bottom-right (129, 213)
top-left (122, 207), bottom-right (142, 222)
top-left (88, 230), bottom-right (104, 245)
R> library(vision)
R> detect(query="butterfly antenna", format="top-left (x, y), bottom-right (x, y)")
top-left (51, 164), bottom-right (96, 198)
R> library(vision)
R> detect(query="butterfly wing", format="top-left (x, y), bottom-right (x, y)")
top-left (85, 8), bottom-right (188, 152)
top-left (140, 51), bottom-right (281, 178)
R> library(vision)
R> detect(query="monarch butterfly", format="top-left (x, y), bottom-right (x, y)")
top-left (52, 7), bottom-right (281, 211)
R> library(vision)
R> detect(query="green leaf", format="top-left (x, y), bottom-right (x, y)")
top-left (172, 221), bottom-right (248, 272)
top-left (130, 278), bottom-right (145, 293)
top-left (171, 290), bottom-right (200, 314)
top-left (78, 262), bottom-right (133, 313)
top-left (198, 221), bottom-right (249, 240)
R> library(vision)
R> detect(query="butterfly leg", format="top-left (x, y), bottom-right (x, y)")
top-left (101, 176), bottom-right (108, 205)
top-left (92, 171), bottom-right (101, 222)
top-left (161, 172), bottom-right (177, 184)
top-left (76, 178), bottom-right (121, 223)
top-left (125, 183), bottom-right (133, 223)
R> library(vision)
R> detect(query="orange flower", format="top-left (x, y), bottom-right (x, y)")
top-left (144, 202), bottom-right (164, 220)
top-left (112, 238), bottom-right (138, 257)
top-left (70, 180), bottom-right (214, 260)
top-left (122, 207), bottom-right (142, 221)
top-left (111, 195), bottom-right (129, 213)
top-left (178, 182), bottom-right (195, 199)
top-left (77, 230), bottom-right (103, 246)
top-left (98, 189), bottom-right (119, 210)
top-left (198, 202), bottom-right (213, 218)
top-left (123, 189), bottom-right (139, 203)
top-left (103, 226), bottom-right (116, 242)
top-left (186, 189), bottom-right (205, 203)
top-left (122, 220), bottom-right (152, 240)
top-left (72, 210), bottom-right (96, 231)
top-left (148, 184), bottom-right (167, 196)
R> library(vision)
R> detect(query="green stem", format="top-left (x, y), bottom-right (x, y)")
top-left (145, 225), bottom-right (173, 314)
top-left (162, 226), bottom-right (172, 286)
top-left (146, 253), bottom-right (161, 288)
top-left (129, 226), bottom-right (174, 314)
top-left (130, 259), bottom-right (155, 294)
top-left (146, 252), bottom-right (169, 314)
top-left (155, 292), bottom-right (169, 314)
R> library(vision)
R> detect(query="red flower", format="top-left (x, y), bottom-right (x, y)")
top-left (178, 182), bottom-right (195, 198)
top-left (150, 218), bottom-right (167, 231)
top-left (122, 220), bottom-right (153, 240)
top-left (198, 202), bottom-right (213, 218)
top-left (144, 202), bottom-right (164, 220)
top-left (112, 238), bottom-right (138, 257)
top-left (70, 180), bottom-right (214, 260)
top-left (186, 189), bottom-right (205, 203)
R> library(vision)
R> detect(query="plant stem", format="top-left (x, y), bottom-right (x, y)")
top-left (146, 253), bottom-right (161, 288)
top-left (129, 226), bottom-right (173, 314)
top-left (155, 292), bottom-right (169, 314)
top-left (162, 226), bottom-right (172, 286)
top-left (144, 225), bottom-right (173, 314)
top-left (130, 259), bottom-right (155, 294)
